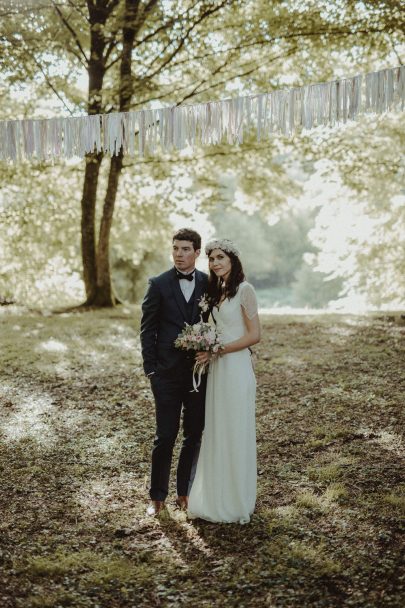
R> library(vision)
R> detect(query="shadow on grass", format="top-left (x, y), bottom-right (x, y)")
top-left (0, 310), bottom-right (404, 607)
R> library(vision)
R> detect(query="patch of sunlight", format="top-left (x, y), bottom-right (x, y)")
top-left (157, 528), bottom-right (199, 565)
top-left (55, 362), bottom-right (75, 377)
top-left (110, 322), bottom-right (135, 334)
top-left (326, 326), bottom-right (354, 336)
top-left (274, 504), bottom-right (299, 519)
top-left (57, 409), bottom-right (87, 430)
top-left (0, 305), bottom-right (30, 317)
top-left (325, 328), bottom-right (356, 345)
top-left (87, 435), bottom-right (124, 456)
top-left (103, 334), bottom-right (138, 351)
top-left (344, 317), bottom-right (372, 327)
top-left (77, 475), bottom-right (149, 521)
top-left (77, 479), bottom-right (120, 515)
top-left (39, 338), bottom-right (68, 353)
top-left (320, 385), bottom-right (346, 397)
top-left (1, 389), bottom-right (55, 444)
top-left (270, 354), bottom-right (306, 367)
top-left (358, 426), bottom-right (404, 456)
top-left (38, 347), bottom-right (108, 378)
top-left (375, 430), bottom-right (404, 456)
top-left (26, 328), bottom-right (40, 337)
top-left (179, 521), bottom-right (213, 557)
top-left (259, 306), bottom-right (332, 315)
top-left (86, 349), bottom-right (109, 362)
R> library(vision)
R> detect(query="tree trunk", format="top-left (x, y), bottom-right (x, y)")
top-left (88, 0), bottom-right (142, 307)
top-left (92, 151), bottom-right (123, 306)
top-left (81, 152), bottom-right (103, 303)
top-left (79, 1), bottom-right (111, 304)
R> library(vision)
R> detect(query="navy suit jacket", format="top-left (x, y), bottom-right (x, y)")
top-left (140, 267), bottom-right (209, 376)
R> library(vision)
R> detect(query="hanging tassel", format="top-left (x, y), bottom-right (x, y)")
top-left (0, 66), bottom-right (404, 163)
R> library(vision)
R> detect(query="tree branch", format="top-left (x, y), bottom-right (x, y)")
top-left (104, 36), bottom-right (119, 64)
top-left (66, 0), bottom-right (90, 23)
top-left (277, 25), bottom-right (389, 41)
top-left (4, 35), bottom-right (76, 115)
top-left (52, 0), bottom-right (89, 64)
top-left (130, 46), bottom-right (297, 109)
top-left (390, 40), bottom-right (404, 66)
top-left (35, 62), bottom-right (76, 115)
top-left (178, 49), bottom-right (298, 104)
top-left (123, 143), bottom-right (271, 167)
top-left (132, 0), bottom-right (203, 48)
top-left (141, 0), bottom-right (231, 81)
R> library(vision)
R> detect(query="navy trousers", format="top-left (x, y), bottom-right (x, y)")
top-left (149, 361), bottom-right (207, 501)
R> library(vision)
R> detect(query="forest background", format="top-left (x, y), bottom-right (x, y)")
top-left (0, 0), bottom-right (404, 311)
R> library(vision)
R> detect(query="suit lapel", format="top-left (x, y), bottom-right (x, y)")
top-left (171, 267), bottom-right (188, 321)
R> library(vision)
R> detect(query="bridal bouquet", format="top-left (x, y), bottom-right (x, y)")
top-left (174, 320), bottom-right (223, 392)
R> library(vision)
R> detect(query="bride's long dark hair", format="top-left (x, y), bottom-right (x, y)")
top-left (207, 250), bottom-right (246, 307)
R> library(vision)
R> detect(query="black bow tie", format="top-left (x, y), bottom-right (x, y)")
top-left (175, 269), bottom-right (195, 281)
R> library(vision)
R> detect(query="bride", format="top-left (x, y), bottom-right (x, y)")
top-left (187, 238), bottom-right (261, 524)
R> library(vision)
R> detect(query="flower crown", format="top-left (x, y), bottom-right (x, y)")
top-left (205, 238), bottom-right (240, 257)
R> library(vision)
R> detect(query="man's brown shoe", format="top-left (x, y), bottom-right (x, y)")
top-left (175, 495), bottom-right (188, 510)
top-left (146, 500), bottom-right (165, 516)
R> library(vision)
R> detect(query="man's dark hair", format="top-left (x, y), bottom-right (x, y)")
top-left (172, 228), bottom-right (202, 251)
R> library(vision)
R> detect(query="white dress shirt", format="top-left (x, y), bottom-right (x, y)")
top-left (176, 267), bottom-right (195, 302)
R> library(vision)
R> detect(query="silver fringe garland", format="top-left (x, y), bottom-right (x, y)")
top-left (0, 66), bottom-right (404, 163)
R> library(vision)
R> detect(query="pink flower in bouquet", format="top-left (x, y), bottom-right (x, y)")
top-left (174, 320), bottom-right (224, 392)
top-left (174, 321), bottom-right (223, 355)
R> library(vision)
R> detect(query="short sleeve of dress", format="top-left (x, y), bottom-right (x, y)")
top-left (240, 283), bottom-right (259, 320)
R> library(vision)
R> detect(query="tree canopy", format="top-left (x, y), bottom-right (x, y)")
top-left (0, 0), bottom-right (404, 309)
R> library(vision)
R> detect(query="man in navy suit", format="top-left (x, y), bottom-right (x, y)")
top-left (140, 228), bottom-right (209, 516)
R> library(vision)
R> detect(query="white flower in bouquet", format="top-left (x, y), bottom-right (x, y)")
top-left (198, 293), bottom-right (211, 313)
top-left (174, 320), bottom-right (223, 391)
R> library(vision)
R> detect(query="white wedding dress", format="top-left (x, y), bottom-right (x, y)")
top-left (188, 281), bottom-right (258, 524)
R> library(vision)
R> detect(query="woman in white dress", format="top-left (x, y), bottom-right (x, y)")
top-left (187, 238), bottom-right (261, 524)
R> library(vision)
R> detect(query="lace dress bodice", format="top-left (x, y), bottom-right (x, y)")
top-left (212, 281), bottom-right (259, 344)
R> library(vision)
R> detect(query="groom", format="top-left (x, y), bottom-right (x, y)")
top-left (140, 228), bottom-right (209, 516)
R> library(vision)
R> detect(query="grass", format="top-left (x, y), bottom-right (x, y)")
top-left (323, 482), bottom-right (349, 503)
top-left (383, 492), bottom-right (405, 512)
top-left (23, 549), bottom-right (164, 584)
top-left (286, 540), bottom-right (341, 575)
top-left (0, 306), bottom-right (404, 607)
top-left (295, 490), bottom-right (325, 511)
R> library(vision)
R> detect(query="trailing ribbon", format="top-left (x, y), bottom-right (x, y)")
top-left (191, 361), bottom-right (208, 393)
top-left (0, 66), bottom-right (404, 162)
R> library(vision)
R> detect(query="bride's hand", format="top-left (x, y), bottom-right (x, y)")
top-left (195, 351), bottom-right (211, 364)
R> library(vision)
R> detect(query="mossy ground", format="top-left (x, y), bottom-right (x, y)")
top-left (0, 307), bottom-right (404, 607)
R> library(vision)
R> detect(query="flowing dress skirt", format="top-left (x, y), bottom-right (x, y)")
top-left (188, 347), bottom-right (257, 523)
